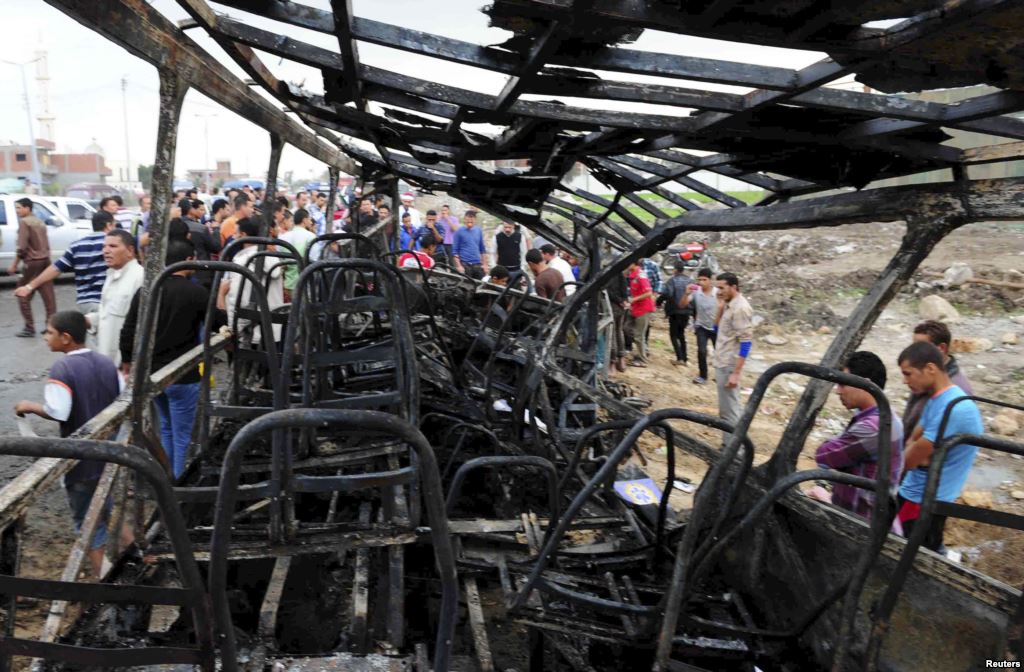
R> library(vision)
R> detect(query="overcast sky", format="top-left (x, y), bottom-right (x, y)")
top-left (0, 0), bottom-right (835, 186)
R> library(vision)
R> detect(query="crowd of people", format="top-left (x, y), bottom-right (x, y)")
top-left (5, 186), bottom-right (986, 576)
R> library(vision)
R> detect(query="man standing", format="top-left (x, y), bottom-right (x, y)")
top-left (452, 210), bottom-right (488, 279)
top-left (15, 210), bottom-right (114, 316)
top-left (662, 259), bottom-right (694, 366)
top-left (134, 195), bottom-right (152, 237)
top-left (279, 208), bottom-right (317, 302)
top-left (220, 194), bottom-right (253, 247)
top-left (89, 230), bottom-right (144, 367)
top-left (421, 209), bottom-right (445, 246)
top-left (903, 320), bottom-right (974, 444)
top-left (398, 212), bottom-right (419, 250)
top-left (714, 272), bottom-right (753, 434)
top-left (102, 195), bottom-right (134, 230)
top-left (10, 198), bottom-right (56, 337)
top-left (688, 268), bottom-right (718, 385)
top-left (210, 198), bottom-right (232, 240)
top-left (526, 249), bottom-right (565, 301)
top-left (183, 199), bottom-right (221, 288)
top-left (397, 192), bottom-right (421, 228)
top-left (220, 219), bottom-right (285, 345)
top-left (120, 239), bottom-right (215, 478)
top-left (377, 204), bottom-right (395, 250)
top-left (641, 257), bottom-right (664, 296)
top-left (626, 261), bottom-right (656, 367)
top-left (814, 351), bottom-right (904, 520)
top-left (494, 221), bottom-right (524, 271)
top-left (439, 204), bottom-right (459, 259)
top-left (897, 341), bottom-right (984, 551)
top-left (308, 192), bottom-right (329, 235)
top-left (15, 311), bottom-right (123, 578)
top-left (540, 244), bottom-right (576, 295)
top-left (355, 197), bottom-right (377, 234)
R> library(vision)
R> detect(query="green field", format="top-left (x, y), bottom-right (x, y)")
top-left (561, 191), bottom-right (767, 222)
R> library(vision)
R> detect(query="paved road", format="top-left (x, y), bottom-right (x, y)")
top-left (0, 276), bottom-right (78, 480)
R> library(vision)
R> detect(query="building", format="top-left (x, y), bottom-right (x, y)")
top-left (186, 159), bottom-right (242, 188)
top-left (0, 139), bottom-right (58, 186)
top-left (49, 152), bottom-right (112, 184)
top-left (0, 139), bottom-right (111, 191)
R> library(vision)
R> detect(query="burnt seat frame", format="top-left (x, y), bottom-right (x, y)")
top-left (132, 260), bottom-right (284, 474)
top-left (0, 437), bottom-right (217, 670)
top-left (207, 409), bottom-right (458, 672)
top-left (509, 408), bottom-right (756, 619)
top-left (655, 362), bottom-right (894, 672)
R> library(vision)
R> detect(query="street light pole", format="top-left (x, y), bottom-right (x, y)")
top-left (3, 58), bottom-right (43, 190)
top-left (121, 76), bottom-right (132, 184)
top-left (194, 112), bottom-right (216, 190)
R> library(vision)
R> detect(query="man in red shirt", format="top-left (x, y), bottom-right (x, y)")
top-left (627, 261), bottom-right (656, 367)
top-left (398, 231), bottom-right (437, 271)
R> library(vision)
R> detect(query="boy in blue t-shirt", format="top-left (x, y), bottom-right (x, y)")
top-left (896, 341), bottom-right (984, 551)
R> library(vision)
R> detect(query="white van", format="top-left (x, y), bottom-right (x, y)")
top-left (0, 194), bottom-right (94, 272)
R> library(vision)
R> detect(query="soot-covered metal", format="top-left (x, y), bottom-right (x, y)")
top-left (2, 0), bottom-right (1023, 670)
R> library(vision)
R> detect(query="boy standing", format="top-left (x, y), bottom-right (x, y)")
top-left (626, 261), bottom-right (656, 367)
top-left (688, 268), bottom-right (719, 385)
top-left (897, 341), bottom-right (984, 551)
top-left (814, 351), bottom-right (904, 520)
top-left (15, 311), bottom-right (123, 578)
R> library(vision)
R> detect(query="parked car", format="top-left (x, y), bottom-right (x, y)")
top-left (0, 194), bottom-right (94, 272)
top-left (47, 196), bottom-right (97, 224)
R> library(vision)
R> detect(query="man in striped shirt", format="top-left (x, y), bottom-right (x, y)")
top-left (15, 211), bottom-right (115, 314)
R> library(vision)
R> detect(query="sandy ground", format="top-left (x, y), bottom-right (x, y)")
top-left (612, 221), bottom-right (1024, 587)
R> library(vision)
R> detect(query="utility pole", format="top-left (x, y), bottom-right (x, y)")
top-left (2, 58), bottom-right (43, 189)
top-left (194, 112), bottom-right (217, 190)
top-left (121, 76), bottom-right (132, 184)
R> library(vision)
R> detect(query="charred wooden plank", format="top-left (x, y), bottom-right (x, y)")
top-left (464, 578), bottom-right (495, 672)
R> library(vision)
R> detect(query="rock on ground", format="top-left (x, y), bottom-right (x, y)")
top-left (918, 295), bottom-right (961, 322)
top-left (990, 412), bottom-right (1020, 437)
top-left (942, 262), bottom-right (974, 288)
top-left (951, 336), bottom-right (993, 354)
top-left (962, 490), bottom-right (994, 508)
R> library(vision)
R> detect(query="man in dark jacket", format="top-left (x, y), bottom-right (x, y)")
top-left (120, 239), bottom-right (222, 478)
top-left (182, 198), bottom-right (221, 288)
top-left (661, 259), bottom-right (695, 366)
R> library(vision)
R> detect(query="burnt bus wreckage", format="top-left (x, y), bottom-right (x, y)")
top-left (2, 0), bottom-right (1024, 669)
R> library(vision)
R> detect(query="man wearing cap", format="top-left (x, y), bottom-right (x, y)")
top-left (397, 192), bottom-right (421, 228)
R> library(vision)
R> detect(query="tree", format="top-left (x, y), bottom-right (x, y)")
top-left (137, 164), bottom-right (154, 192)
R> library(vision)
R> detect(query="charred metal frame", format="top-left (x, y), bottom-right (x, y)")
top-left (0, 438), bottom-right (216, 670)
top-left (9, 0), bottom-right (1024, 670)
top-left (208, 408), bottom-right (458, 672)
